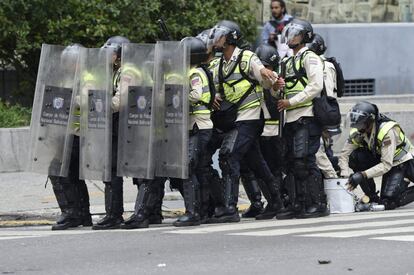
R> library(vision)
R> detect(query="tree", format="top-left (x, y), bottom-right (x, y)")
top-left (0, 0), bottom-right (258, 105)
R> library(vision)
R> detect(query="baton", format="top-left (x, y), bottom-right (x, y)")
top-left (278, 61), bottom-right (286, 138)
top-left (157, 18), bottom-right (173, 41)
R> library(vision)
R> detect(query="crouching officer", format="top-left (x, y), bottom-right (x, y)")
top-left (339, 101), bottom-right (414, 210)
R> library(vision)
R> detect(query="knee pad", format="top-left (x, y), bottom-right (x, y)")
top-left (382, 170), bottom-right (405, 200)
top-left (293, 159), bottom-right (309, 181)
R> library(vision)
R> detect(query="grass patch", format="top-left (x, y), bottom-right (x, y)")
top-left (0, 100), bottom-right (31, 127)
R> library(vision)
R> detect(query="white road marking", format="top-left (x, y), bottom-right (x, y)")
top-left (371, 235), bottom-right (414, 242)
top-left (230, 219), bottom-right (414, 236)
top-left (299, 226), bottom-right (414, 238)
top-left (167, 210), bottom-right (414, 234)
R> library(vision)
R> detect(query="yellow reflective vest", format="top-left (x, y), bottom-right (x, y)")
top-left (349, 121), bottom-right (412, 162)
top-left (189, 67), bottom-right (211, 115)
top-left (218, 50), bottom-right (262, 111)
top-left (283, 50), bottom-right (317, 111)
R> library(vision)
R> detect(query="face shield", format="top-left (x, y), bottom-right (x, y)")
top-left (207, 25), bottom-right (232, 51)
top-left (281, 23), bottom-right (305, 45)
top-left (346, 109), bottom-right (371, 132)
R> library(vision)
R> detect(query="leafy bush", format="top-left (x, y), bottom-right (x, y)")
top-left (0, 0), bottom-right (258, 104)
top-left (0, 100), bottom-right (31, 127)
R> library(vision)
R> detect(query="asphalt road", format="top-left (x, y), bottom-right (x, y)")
top-left (1, 208), bottom-right (414, 275)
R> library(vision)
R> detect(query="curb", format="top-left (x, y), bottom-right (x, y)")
top-left (0, 204), bottom-right (251, 228)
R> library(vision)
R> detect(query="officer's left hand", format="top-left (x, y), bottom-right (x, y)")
top-left (272, 77), bottom-right (285, 91)
top-left (347, 172), bottom-right (365, 191)
top-left (277, 99), bottom-right (290, 111)
top-left (260, 68), bottom-right (277, 83)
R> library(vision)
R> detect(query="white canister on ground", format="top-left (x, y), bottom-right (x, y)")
top-left (324, 178), bottom-right (355, 214)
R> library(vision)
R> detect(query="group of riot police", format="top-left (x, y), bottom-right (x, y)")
top-left (28, 18), bottom-right (414, 231)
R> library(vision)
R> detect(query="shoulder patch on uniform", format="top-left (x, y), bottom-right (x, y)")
top-left (308, 57), bottom-right (319, 66)
top-left (382, 137), bottom-right (392, 147)
top-left (191, 76), bottom-right (201, 87)
top-left (240, 61), bottom-right (247, 71)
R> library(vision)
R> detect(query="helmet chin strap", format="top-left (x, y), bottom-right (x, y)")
top-left (288, 43), bottom-right (299, 49)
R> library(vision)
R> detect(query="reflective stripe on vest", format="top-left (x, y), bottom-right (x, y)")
top-left (284, 51), bottom-right (313, 111)
top-left (265, 119), bottom-right (279, 125)
top-left (189, 67), bottom-right (211, 115)
top-left (349, 128), bottom-right (363, 147)
top-left (222, 51), bottom-right (261, 110)
top-left (375, 121), bottom-right (412, 162)
top-left (72, 71), bottom-right (96, 131)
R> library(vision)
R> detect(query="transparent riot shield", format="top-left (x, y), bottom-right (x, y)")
top-left (117, 43), bottom-right (156, 179)
top-left (78, 48), bottom-right (113, 181)
top-left (153, 41), bottom-right (190, 179)
top-left (28, 44), bottom-right (79, 177)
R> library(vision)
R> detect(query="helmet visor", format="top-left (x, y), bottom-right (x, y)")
top-left (207, 25), bottom-right (232, 49)
top-left (281, 23), bottom-right (305, 44)
top-left (347, 109), bottom-right (370, 130)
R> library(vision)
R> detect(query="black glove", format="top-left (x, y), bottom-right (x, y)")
top-left (348, 172), bottom-right (365, 190)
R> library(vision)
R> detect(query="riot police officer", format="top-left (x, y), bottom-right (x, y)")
top-left (172, 37), bottom-right (213, 226)
top-left (307, 34), bottom-right (341, 178)
top-left (50, 44), bottom-right (92, 230)
top-left (277, 19), bottom-right (328, 218)
top-left (92, 36), bottom-right (130, 230)
top-left (208, 20), bottom-right (287, 222)
top-left (339, 101), bottom-right (414, 210)
top-left (252, 44), bottom-right (290, 219)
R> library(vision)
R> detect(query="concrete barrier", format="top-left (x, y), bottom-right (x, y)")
top-left (0, 127), bottom-right (29, 172)
top-left (1, 96), bottom-right (414, 173)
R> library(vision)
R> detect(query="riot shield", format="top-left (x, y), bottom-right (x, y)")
top-left (117, 43), bottom-right (156, 179)
top-left (28, 44), bottom-right (79, 177)
top-left (153, 41), bottom-right (190, 179)
top-left (78, 47), bottom-right (113, 181)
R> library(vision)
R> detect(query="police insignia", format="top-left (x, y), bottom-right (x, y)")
top-left (173, 94), bottom-right (181, 109)
top-left (95, 99), bottom-right (103, 113)
top-left (137, 95), bottom-right (147, 110)
top-left (240, 61), bottom-right (247, 71)
top-left (53, 97), bottom-right (64, 109)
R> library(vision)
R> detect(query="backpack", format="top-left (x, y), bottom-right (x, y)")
top-left (324, 57), bottom-right (345, 98)
top-left (289, 50), bottom-right (341, 128)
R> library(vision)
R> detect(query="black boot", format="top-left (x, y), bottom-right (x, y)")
top-left (93, 181), bottom-right (124, 230)
top-left (174, 176), bottom-right (201, 227)
top-left (256, 178), bottom-right (292, 220)
top-left (211, 175), bottom-right (240, 223)
top-left (296, 174), bottom-right (329, 219)
top-left (241, 173), bottom-right (264, 218)
top-left (121, 180), bottom-right (160, 229)
top-left (78, 181), bottom-right (92, 226)
top-left (51, 178), bottom-right (83, 230)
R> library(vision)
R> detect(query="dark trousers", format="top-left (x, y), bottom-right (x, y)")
top-left (284, 117), bottom-right (323, 207)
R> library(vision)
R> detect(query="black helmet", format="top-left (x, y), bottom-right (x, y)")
top-left (255, 44), bottom-right (279, 70)
top-left (62, 43), bottom-right (84, 58)
top-left (307, 33), bottom-right (327, 55)
top-left (102, 36), bottom-right (130, 58)
top-left (61, 43), bottom-right (83, 66)
top-left (348, 101), bottom-right (378, 131)
top-left (209, 20), bottom-right (241, 47)
top-left (281, 18), bottom-right (313, 45)
top-left (196, 28), bottom-right (211, 46)
top-left (181, 37), bottom-right (208, 65)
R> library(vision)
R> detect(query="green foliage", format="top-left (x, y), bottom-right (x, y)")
top-left (0, 0), bottom-right (258, 104)
top-left (0, 100), bottom-right (31, 127)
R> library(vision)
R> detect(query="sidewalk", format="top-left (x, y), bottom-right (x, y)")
top-left (0, 172), bottom-right (251, 227)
